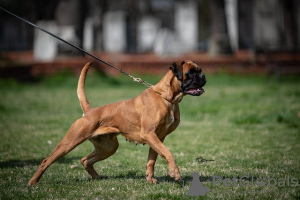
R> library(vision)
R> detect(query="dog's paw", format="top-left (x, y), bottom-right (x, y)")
top-left (169, 166), bottom-right (181, 181)
top-left (174, 173), bottom-right (181, 181)
top-left (147, 177), bottom-right (157, 184)
top-left (170, 172), bottom-right (181, 181)
top-left (146, 173), bottom-right (157, 184)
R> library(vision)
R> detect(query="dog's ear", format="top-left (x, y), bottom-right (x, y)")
top-left (170, 61), bottom-right (184, 80)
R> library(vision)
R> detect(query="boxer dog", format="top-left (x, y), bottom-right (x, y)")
top-left (28, 60), bottom-right (206, 185)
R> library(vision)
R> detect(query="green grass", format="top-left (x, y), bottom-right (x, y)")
top-left (0, 71), bottom-right (299, 199)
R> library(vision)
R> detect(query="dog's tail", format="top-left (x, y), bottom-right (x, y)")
top-left (77, 61), bottom-right (93, 114)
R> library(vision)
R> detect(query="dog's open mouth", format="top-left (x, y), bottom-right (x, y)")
top-left (184, 87), bottom-right (205, 96)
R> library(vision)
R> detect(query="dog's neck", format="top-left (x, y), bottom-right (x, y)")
top-left (151, 70), bottom-right (184, 104)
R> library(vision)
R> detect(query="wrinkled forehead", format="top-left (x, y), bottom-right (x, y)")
top-left (182, 60), bottom-right (202, 73)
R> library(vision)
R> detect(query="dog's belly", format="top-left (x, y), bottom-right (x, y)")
top-left (120, 124), bottom-right (175, 145)
top-left (121, 132), bottom-right (144, 144)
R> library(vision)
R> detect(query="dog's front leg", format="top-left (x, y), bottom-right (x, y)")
top-left (146, 147), bottom-right (159, 183)
top-left (146, 136), bottom-right (166, 183)
top-left (142, 133), bottom-right (180, 181)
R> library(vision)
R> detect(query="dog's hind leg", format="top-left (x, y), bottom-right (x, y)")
top-left (80, 133), bottom-right (119, 179)
top-left (28, 118), bottom-right (94, 185)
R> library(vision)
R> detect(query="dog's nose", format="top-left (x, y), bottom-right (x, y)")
top-left (199, 74), bottom-right (206, 86)
top-left (199, 74), bottom-right (206, 80)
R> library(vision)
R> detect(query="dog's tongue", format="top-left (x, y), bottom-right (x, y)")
top-left (187, 87), bottom-right (204, 93)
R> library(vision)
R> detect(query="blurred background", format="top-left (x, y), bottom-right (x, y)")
top-left (1, 0), bottom-right (300, 79)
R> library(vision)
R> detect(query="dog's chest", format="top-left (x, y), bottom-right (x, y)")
top-left (164, 104), bottom-right (176, 129)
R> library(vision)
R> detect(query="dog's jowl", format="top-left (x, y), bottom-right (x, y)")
top-left (28, 60), bottom-right (206, 185)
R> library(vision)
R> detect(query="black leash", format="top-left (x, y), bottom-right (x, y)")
top-left (0, 6), bottom-right (153, 87)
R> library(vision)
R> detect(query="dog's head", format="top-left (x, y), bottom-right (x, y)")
top-left (170, 60), bottom-right (206, 96)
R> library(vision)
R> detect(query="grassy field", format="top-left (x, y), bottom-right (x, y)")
top-left (0, 70), bottom-right (299, 199)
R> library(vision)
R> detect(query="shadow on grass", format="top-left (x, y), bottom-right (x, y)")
top-left (2, 157), bottom-right (265, 188)
top-left (52, 170), bottom-right (215, 185)
top-left (90, 172), bottom-right (213, 185)
top-left (0, 157), bottom-right (82, 168)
